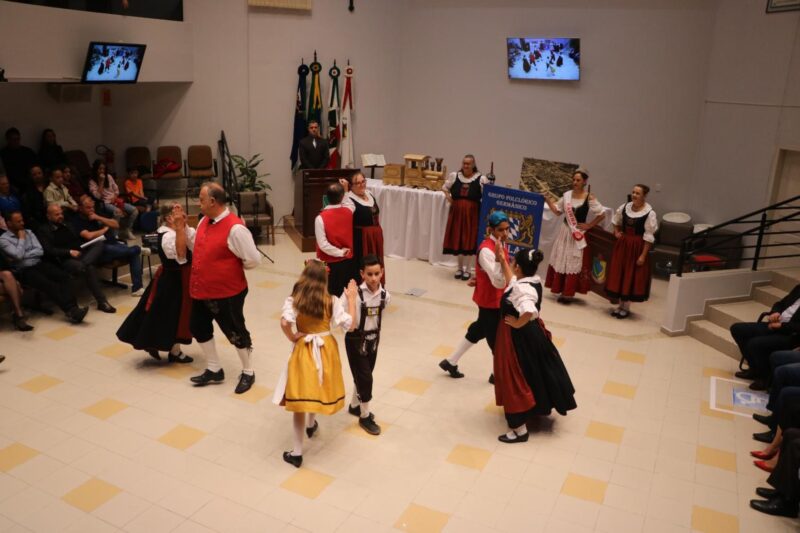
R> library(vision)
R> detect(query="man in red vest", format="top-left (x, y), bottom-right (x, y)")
top-left (439, 210), bottom-right (510, 381)
top-left (315, 183), bottom-right (357, 296)
top-left (189, 183), bottom-right (262, 394)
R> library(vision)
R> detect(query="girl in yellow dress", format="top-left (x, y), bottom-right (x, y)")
top-left (274, 259), bottom-right (357, 467)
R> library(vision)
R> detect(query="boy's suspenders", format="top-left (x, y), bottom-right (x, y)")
top-left (354, 287), bottom-right (386, 355)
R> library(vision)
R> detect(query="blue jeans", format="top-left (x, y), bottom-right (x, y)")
top-left (101, 242), bottom-right (142, 290)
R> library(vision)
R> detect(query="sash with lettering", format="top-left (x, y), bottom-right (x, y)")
top-left (563, 190), bottom-right (586, 251)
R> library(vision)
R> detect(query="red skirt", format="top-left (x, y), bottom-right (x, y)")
top-left (605, 233), bottom-right (651, 302)
top-left (544, 247), bottom-right (592, 297)
top-left (358, 225), bottom-right (386, 285)
top-left (493, 320), bottom-right (536, 415)
top-left (443, 199), bottom-right (479, 255)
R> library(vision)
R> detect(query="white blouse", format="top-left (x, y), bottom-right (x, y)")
top-left (612, 202), bottom-right (659, 243)
top-left (442, 171), bottom-right (490, 192)
top-left (505, 275), bottom-right (542, 319)
top-left (342, 190), bottom-right (375, 212)
top-left (281, 295), bottom-right (353, 332)
top-left (157, 225), bottom-right (196, 265)
top-left (555, 190), bottom-right (605, 217)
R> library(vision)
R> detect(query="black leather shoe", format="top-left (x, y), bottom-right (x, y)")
top-left (147, 349), bottom-right (161, 361)
top-left (735, 369), bottom-right (756, 379)
top-left (488, 373), bottom-right (495, 384)
top-left (12, 314), bottom-right (33, 332)
top-left (348, 404), bottom-right (361, 417)
top-left (461, 272), bottom-right (472, 281)
top-left (753, 430), bottom-right (776, 444)
top-left (750, 380), bottom-right (768, 391)
top-left (749, 496), bottom-right (799, 518)
top-left (305, 420), bottom-right (319, 438)
top-left (0, 355), bottom-right (5, 364)
top-left (498, 431), bottom-right (529, 444)
top-left (454, 270), bottom-right (463, 279)
top-left (98, 301), bottom-right (116, 314)
top-left (756, 487), bottom-right (779, 498)
top-left (439, 359), bottom-right (464, 378)
top-left (190, 368), bottom-right (225, 386)
top-left (168, 352), bottom-right (194, 364)
top-left (234, 372), bottom-right (255, 394)
top-left (67, 306), bottom-right (88, 324)
top-left (359, 415), bottom-right (381, 435)
top-left (753, 413), bottom-right (774, 427)
top-left (283, 451), bottom-right (302, 468)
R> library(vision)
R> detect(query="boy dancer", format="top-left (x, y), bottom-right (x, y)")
top-left (344, 254), bottom-right (390, 435)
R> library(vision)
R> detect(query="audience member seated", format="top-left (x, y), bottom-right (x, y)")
top-left (0, 174), bottom-right (22, 216)
top-left (21, 164), bottom-right (48, 227)
top-left (123, 167), bottom-right (154, 213)
top-left (0, 213), bottom-right (6, 232)
top-left (72, 196), bottom-right (144, 296)
top-left (63, 166), bottom-right (87, 205)
top-left (37, 129), bottom-right (67, 172)
top-left (44, 167), bottom-right (78, 215)
top-left (88, 159), bottom-right (137, 240)
top-left (0, 127), bottom-right (38, 193)
top-left (0, 211), bottom-right (87, 323)
top-left (0, 249), bottom-right (32, 331)
top-left (751, 427), bottom-right (800, 518)
top-left (730, 283), bottom-right (800, 390)
top-left (37, 204), bottom-right (116, 314)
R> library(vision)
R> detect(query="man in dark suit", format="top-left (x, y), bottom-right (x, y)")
top-left (298, 120), bottom-right (330, 170)
top-left (730, 283), bottom-right (800, 390)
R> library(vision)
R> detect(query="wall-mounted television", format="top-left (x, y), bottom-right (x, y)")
top-left (507, 38), bottom-right (580, 81)
top-left (81, 42), bottom-right (146, 83)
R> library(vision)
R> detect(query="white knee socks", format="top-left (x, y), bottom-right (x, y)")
top-left (199, 339), bottom-right (221, 371)
top-left (360, 401), bottom-right (370, 418)
top-left (448, 337), bottom-right (476, 365)
top-left (237, 347), bottom-right (254, 376)
top-left (350, 389), bottom-right (360, 409)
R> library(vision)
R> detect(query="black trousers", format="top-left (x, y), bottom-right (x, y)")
top-left (190, 288), bottom-right (251, 349)
top-left (345, 332), bottom-right (379, 403)
top-left (327, 258), bottom-right (357, 297)
top-left (465, 307), bottom-right (501, 351)
top-left (17, 261), bottom-right (77, 312)
top-left (768, 427), bottom-right (800, 501)
top-left (730, 322), bottom-right (796, 380)
top-left (62, 241), bottom-right (106, 304)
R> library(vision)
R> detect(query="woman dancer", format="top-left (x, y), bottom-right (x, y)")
top-left (544, 170), bottom-right (605, 302)
top-left (275, 261), bottom-right (357, 467)
top-left (493, 247), bottom-right (577, 443)
top-left (606, 184), bottom-right (658, 318)
top-left (342, 172), bottom-right (386, 284)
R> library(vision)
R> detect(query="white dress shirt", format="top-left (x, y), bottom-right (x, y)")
top-left (210, 208), bottom-right (261, 269)
top-left (478, 234), bottom-right (508, 289)
top-left (505, 275), bottom-right (542, 319)
top-left (342, 282), bottom-right (391, 332)
top-left (281, 295), bottom-right (354, 331)
top-left (314, 204), bottom-right (350, 258)
top-left (157, 225), bottom-right (197, 265)
top-left (780, 297), bottom-right (800, 323)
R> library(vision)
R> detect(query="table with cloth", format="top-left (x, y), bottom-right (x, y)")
top-left (366, 179), bottom-right (613, 268)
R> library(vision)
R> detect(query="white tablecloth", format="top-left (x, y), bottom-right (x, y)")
top-left (367, 178), bottom-right (613, 267)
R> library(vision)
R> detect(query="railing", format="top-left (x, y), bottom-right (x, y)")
top-left (676, 194), bottom-right (800, 276)
top-left (218, 130), bottom-right (239, 212)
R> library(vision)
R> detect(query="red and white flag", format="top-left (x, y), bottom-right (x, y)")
top-left (340, 64), bottom-right (355, 169)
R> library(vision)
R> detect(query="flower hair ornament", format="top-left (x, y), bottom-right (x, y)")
top-left (528, 248), bottom-right (538, 261)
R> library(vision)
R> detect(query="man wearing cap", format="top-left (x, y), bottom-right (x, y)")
top-left (439, 211), bottom-right (510, 381)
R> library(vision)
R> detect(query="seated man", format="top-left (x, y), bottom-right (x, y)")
top-left (0, 173), bottom-right (22, 215)
top-left (37, 204), bottom-right (116, 313)
top-left (21, 165), bottom-right (47, 227)
top-left (751, 427), bottom-right (800, 518)
top-left (730, 283), bottom-right (800, 390)
top-left (71, 196), bottom-right (144, 296)
top-left (0, 211), bottom-right (88, 323)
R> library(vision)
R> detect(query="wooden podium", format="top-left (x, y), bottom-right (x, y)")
top-left (287, 168), bottom-right (360, 252)
top-left (585, 226), bottom-right (617, 302)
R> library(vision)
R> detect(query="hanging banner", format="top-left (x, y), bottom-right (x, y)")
top-left (307, 53), bottom-right (323, 127)
top-left (476, 184), bottom-right (544, 256)
top-left (326, 61), bottom-right (341, 169)
top-left (290, 61), bottom-right (310, 170)
top-left (340, 63), bottom-right (355, 168)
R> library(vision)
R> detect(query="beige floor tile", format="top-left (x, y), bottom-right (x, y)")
top-left (44, 326), bottom-right (78, 341)
top-left (230, 384), bottom-right (272, 404)
top-left (18, 375), bottom-right (63, 393)
top-left (280, 468), bottom-right (334, 499)
top-left (596, 505), bottom-right (645, 532)
top-left (603, 484), bottom-right (648, 514)
top-left (61, 477), bottom-right (122, 512)
top-left (158, 424), bottom-right (206, 450)
top-left (7, 453), bottom-right (64, 484)
top-left (431, 344), bottom-right (454, 357)
top-left (616, 350), bottom-right (646, 364)
top-left (585, 421), bottom-right (625, 444)
top-left (699, 401), bottom-right (734, 421)
top-left (123, 504), bottom-right (185, 533)
top-left (256, 280), bottom-right (281, 289)
top-left (81, 398), bottom-right (129, 420)
top-left (550, 494), bottom-right (601, 529)
top-left (92, 491), bottom-right (151, 528)
top-left (446, 444), bottom-right (492, 471)
top-left (560, 473), bottom-right (607, 504)
top-left (0, 442), bottom-right (40, 472)
top-left (97, 343), bottom-right (133, 359)
top-left (156, 364), bottom-right (199, 380)
top-left (701, 367), bottom-right (734, 379)
top-left (695, 445), bottom-right (737, 472)
top-left (392, 377), bottom-right (432, 395)
top-left (394, 503), bottom-right (451, 533)
top-left (690, 505), bottom-right (739, 533)
top-left (609, 464), bottom-right (653, 491)
top-left (602, 381), bottom-right (636, 399)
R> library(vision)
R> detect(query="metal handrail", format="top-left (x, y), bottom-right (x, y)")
top-left (675, 193), bottom-right (800, 276)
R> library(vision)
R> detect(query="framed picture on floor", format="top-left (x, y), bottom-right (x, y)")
top-left (766, 0), bottom-right (800, 13)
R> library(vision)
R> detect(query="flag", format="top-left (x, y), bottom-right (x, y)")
top-left (325, 62), bottom-right (341, 169)
top-left (290, 62), bottom-right (309, 170)
top-left (340, 63), bottom-right (355, 169)
top-left (307, 54), bottom-right (323, 127)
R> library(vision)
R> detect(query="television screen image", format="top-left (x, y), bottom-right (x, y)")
top-left (81, 42), bottom-right (146, 83)
top-left (507, 38), bottom-right (580, 81)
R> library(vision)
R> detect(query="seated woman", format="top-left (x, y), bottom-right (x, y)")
top-left (116, 204), bottom-right (194, 362)
top-left (492, 246), bottom-right (577, 443)
top-left (88, 159), bottom-right (137, 240)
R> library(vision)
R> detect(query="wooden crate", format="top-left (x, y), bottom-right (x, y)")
top-left (382, 164), bottom-right (404, 186)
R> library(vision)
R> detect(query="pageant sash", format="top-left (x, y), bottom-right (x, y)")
top-left (564, 192), bottom-right (587, 250)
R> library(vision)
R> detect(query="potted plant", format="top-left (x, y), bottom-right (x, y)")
top-left (231, 154), bottom-right (271, 193)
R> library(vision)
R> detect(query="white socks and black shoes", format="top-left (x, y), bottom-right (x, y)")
top-left (498, 426), bottom-right (529, 443)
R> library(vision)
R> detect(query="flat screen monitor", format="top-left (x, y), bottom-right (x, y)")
top-left (81, 42), bottom-right (146, 83)
top-left (507, 38), bottom-right (580, 81)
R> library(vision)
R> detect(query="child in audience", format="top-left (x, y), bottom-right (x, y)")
top-left (344, 254), bottom-right (390, 435)
top-left (274, 260), bottom-right (357, 467)
top-left (124, 167), bottom-right (154, 213)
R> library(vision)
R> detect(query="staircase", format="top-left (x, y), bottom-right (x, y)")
top-left (687, 269), bottom-right (800, 359)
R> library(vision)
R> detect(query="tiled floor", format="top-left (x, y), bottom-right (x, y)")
top-left (0, 233), bottom-right (797, 532)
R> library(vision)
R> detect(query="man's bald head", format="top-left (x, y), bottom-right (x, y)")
top-left (46, 203), bottom-right (64, 224)
top-left (199, 182), bottom-right (227, 218)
